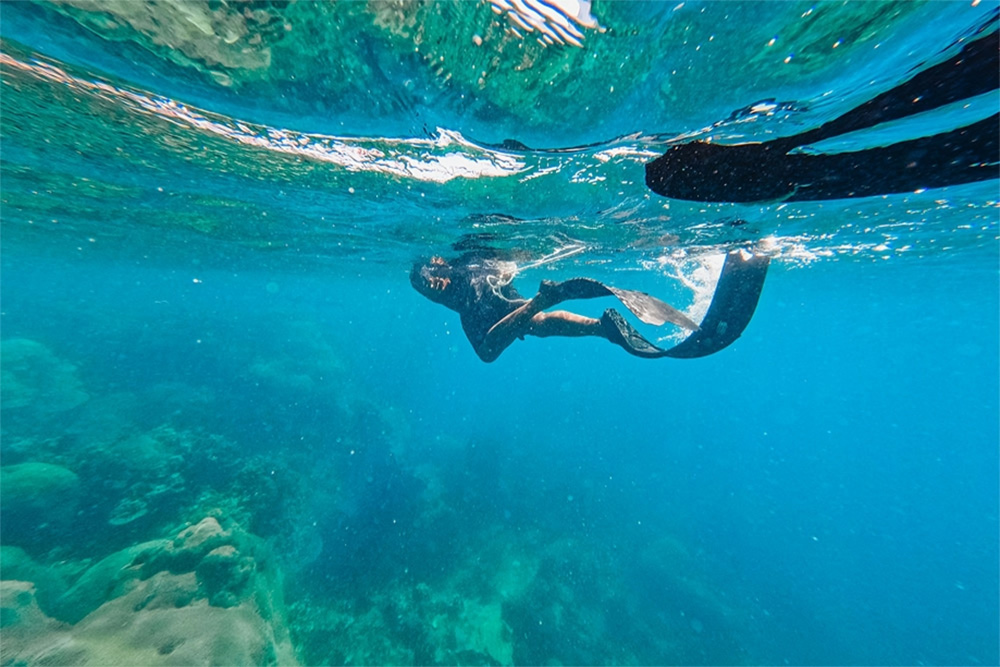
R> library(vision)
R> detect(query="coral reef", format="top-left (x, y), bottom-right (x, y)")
top-left (0, 326), bottom-right (755, 665)
top-left (0, 462), bottom-right (82, 549)
top-left (0, 547), bottom-right (71, 617)
top-left (0, 338), bottom-right (88, 413)
top-left (1, 516), bottom-right (298, 666)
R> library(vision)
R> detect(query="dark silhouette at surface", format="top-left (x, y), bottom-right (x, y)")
top-left (411, 249), bottom-right (769, 362)
top-left (646, 17), bottom-right (999, 203)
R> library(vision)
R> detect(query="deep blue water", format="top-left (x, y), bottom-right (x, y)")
top-left (1, 2), bottom-right (998, 666)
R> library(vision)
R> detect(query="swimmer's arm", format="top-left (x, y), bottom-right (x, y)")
top-left (476, 280), bottom-right (625, 361)
top-left (475, 293), bottom-right (551, 363)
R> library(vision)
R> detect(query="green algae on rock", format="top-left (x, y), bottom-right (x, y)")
top-left (0, 547), bottom-right (70, 619)
top-left (53, 539), bottom-right (170, 625)
top-left (2, 516), bottom-right (298, 666)
top-left (0, 462), bottom-right (82, 549)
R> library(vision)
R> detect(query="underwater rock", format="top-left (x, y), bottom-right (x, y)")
top-left (3, 575), bottom-right (296, 666)
top-left (58, 516), bottom-right (270, 616)
top-left (0, 547), bottom-right (70, 617)
top-left (4, 516), bottom-right (298, 665)
top-left (0, 581), bottom-right (59, 632)
top-left (291, 531), bottom-right (531, 666)
top-left (452, 600), bottom-right (514, 666)
top-left (70, 424), bottom-right (212, 538)
top-left (0, 338), bottom-right (88, 413)
top-left (0, 462), bottom-right (82, 548)
top-left (0, 435), bottom-right (64, 468)
top-left (245, 320), bottom-right (348, 397)
top-left (74, 424), bottom-right (188, 484)
top-left (54, 540), bottom-right (169, 624)
top-left (67, 391), bottom-right (143, 446)
top-left (107, 496), bottom-right (151, 526)
top-left (285, 525), bottom-right (324, 571)
top-left (196, 545), bottom-right (255, 608)
top-left (174, 516), bottom-right (232, 555)
top-left (142, 382), bottom-right (217, 427)
top-left (113, 431), bottom-right (177, 477)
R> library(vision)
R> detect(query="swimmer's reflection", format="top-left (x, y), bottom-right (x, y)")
top-left (646, 15), bottom-right (999, 203)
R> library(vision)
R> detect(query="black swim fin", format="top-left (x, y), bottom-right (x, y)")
top-left (664, 250), bottom-right (769, 358)
top-left (645, 116), bottom-right (999, 203)
top-left (646, 22), bottom-right (1000, 203)
top-left (599, 250), bottom-right (770, 359)
top-left (601, 309), bottom-right (669, 358)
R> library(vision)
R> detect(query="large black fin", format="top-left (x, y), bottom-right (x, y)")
top-left (600, 250), bottom-right (770, 359)
top-left (663, 251), bottom-right (769, 358)
top-left (645, 21), bottom-right (999, 203)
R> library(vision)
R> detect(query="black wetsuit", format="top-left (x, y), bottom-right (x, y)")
top-left (441, 253), bottom-right (527, 352)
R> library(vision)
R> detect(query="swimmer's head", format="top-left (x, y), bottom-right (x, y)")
top-left (411, 256), bottom-right (459, 308)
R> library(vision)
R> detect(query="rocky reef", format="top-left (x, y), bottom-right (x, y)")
top-left (1, 338), bottom-right (88, 415)
top-left (0, 463), bottom-right (81, 547)
top-left (0, 335), bottom-right (753, 665)
top-left (0, 337), bottom-right (313, 664)
top-left (2, 516), bottom-right (297, 666)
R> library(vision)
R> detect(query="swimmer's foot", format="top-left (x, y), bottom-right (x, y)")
top-left (600, 309), bottom-right (666, 358)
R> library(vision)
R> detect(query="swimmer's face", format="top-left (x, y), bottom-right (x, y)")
top-left (411, 256), bottom-right (455, 305)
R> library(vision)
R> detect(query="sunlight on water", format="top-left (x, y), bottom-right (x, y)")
top-left (0, 52), bottom-right (528, 184)
top-left (2, 32), bottom-right (995, 269)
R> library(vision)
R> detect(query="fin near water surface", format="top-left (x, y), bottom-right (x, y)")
top-left (645, 19), bottom-right (1000, 203)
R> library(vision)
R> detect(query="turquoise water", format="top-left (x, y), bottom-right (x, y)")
top-left (1, 2), bottom-right (998, 665)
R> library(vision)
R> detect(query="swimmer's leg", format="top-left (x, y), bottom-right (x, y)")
top-left (529, 309), bottom-right (659, 357)
top-left (502, 307), bottom-right (654, 350)
top-left (476, 300), bottom-right (605, 362)
top-left (527, 310), bottom-right (603, 338)
top-left (476, 277), bottom-right (702, 361)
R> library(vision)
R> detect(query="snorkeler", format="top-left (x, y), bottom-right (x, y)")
top-left (411, 249), bottom-right (769, 362)
top-left (645, 12), bottom-right (999, 203)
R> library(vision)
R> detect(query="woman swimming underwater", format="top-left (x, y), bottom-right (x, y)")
top-left (411, 249), bottom-right (769, 362)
